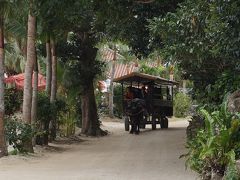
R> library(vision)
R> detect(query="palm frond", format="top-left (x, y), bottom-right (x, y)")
top-left (5, 19), bottom-right (27, 39)
top-left (5, 41), bottom-right (25, 73)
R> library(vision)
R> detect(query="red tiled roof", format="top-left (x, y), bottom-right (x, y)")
top-left (101, 48), bottom-right (158, 79)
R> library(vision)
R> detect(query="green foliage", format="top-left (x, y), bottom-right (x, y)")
top-left (173, 92), bottom-right (191, 118)
top-left (95, 89), bottom-right (103, 107)
top-left (5, 88), bottom-right (23, 115)
top-left (95, 89), bottom-right (108, 116)
top-left (224, 157), bottom-right (239, 180)
top-left (74, 95), bottom-right (82, 128)
top-left (113, 85), bottom-right (123, 118)
top-left (37, 93), bottom-right (67, 123)
top-left (149, 0), bottom-right (240, 105)
top-left (5, 116), bottom-right (34, 153)
top-left (56, 96), bottom-right (77, 136)
top-left (184, 103), bottom-right (240, 179)
top-left (195, 71), bottom-right (240, 108)
top-left (186, 115), bottom-right (205, 140)
top-left (34, 93), bottom-right (51, 144)
top-left (8, 149), bottom-right (18, 155)
top-left (58, 110), bottom-right (76, 137)
top-left (98, 0), bottom-right (182, 57)
top-left (57, 34), bottom-right (106, 93)
top-left (139, 63), bottom-right (167, 78)
top-left (37, 93), bottom-right (52, 123)
top-left (5, 44), bottom-right (25, 73)
top-left (52, 97), bottom-right (68, 124)
top-left (36, 93), bottom-right (72, 139)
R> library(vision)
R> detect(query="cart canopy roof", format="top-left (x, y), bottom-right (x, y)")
top-left (113, 72), bottom-right (178, 86)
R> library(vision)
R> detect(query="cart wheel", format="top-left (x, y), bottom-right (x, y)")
top-left (152, 116), bottom-right (156, 130)
top-left (140, 116), bottom-right (146, 129)
top-left (165, 118), bottom-right (169, 128)
top-left (140, 123), bottom-right (146, 129)
top-left (162, 117), bottom-right (169, 129)
top-left (160, 118), bottom-right (164, 128)
top-left (125, 117), bottom-right (130, 131)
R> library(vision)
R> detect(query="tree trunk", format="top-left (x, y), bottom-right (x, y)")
top-left (49, 38), bottom-right (57, 141)
top-left (31, 52), bottom-right (38, 123)
top-left (0, 15), bottom-right (7, 157)
top-left (43, 121), bottom-right (50, 145)
top-left (31, 54), bottom-right (38, 146)
top-left (81, 81), bottom-right (101, 136)
top-left (45, 36), bottom-right (51, 96)
top-left (108, 47), bottom-right (116, 118)
top-left (50, 38), bottom-right (57, 103)
top-left (182, 80), bottom-right (187, 94)
top-left (80, 46), bottom-right (107, 136)
top-left (22, 11), bottom-right (36, 153)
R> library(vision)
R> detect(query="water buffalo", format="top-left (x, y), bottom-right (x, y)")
top-left (125, 98), bottom-right (146, 134)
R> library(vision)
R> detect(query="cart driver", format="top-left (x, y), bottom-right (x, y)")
top-left (141, 85), bottom-right (148, 99)
top-left (124, 87), bottom-right (135, 101)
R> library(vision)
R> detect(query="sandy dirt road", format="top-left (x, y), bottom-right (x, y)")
top-left (0, 119), bottom-right (197, 180)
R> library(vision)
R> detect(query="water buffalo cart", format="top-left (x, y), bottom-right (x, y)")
top-left (113, 72), bottom-right (178, 132)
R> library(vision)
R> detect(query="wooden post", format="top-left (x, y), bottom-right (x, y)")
top-left (121, 82), bottom-right (124, 117)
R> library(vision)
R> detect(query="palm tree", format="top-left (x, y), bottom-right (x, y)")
top-left (4, 42), bottom-right (26, 73)
top-left (38, 0), bottom-right (63, 99)
top-left (0, 0), bottom-right (17, 157)
top-left (108, 45), bottom-right (116, 118)
top-left (0, 11), bottom-right (7, 158)
top-left (49, 37), bottom-right (57, 140)
top-left (50, 37), bottom-right (57, 103)
top-left (22, 1), bottom-right (36, 152)
top-left (45, 35), bottom-right (51, 96)
top-left (3, 2), bottom-right (28, 76)
top-left (31, 49), bottom-right (38, 126)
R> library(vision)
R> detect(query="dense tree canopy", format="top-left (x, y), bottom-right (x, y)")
top-left (95, 0), bottom-right (183, 57)
top-left (149, 0), bottom-right (240, 105)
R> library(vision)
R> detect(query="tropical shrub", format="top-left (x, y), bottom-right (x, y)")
top-left (37, 93), bottom-right (68, 124)
top-left (35, 93), bottom-right (52, 145)
top-left (5, 116), bottom-right (34, 153)
top-left (186, 115), bottom-right (205, 139)
top-left (95, 90), bottom-right (108, 116)
top-left (36, 93), bottom-right (68, 144)
top-left (53, 97), bottom-right (68, 121)
top-left (193, 71), bottom-right (240, 111)
top-left (114, 85), bottom-right (123, 118)
top-left (56, 98), bottom-right (77, 137)
top-left (74, 95), bottom-right (82, 128)
top-left (183, 103), bottom-right (240, 179)
top-left (37, 93), bottom-right (52, 123)
top-left (173, 92), bottom-right (191, 118)
top-left (5, 88), bottom-right (23, 115)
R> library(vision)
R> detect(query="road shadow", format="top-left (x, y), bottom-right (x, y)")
top-left (53, 135), bottom-right (85, 145)
top-left (34, 137), bottom-right (87, 155)
top-left (136, 126), bottom-right (186, 135)
top-left (35, 145), bottom-right (68, 153)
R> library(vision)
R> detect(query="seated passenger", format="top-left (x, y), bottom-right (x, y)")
top-left (133, 87), bottom-right (142, 99)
